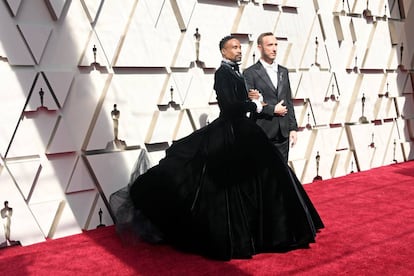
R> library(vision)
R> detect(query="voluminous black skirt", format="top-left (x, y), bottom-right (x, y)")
top-left (124, 117), bottom-right (323, 260)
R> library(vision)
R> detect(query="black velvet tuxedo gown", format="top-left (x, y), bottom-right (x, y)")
top-left (128, 62), bottom-right (324, 260)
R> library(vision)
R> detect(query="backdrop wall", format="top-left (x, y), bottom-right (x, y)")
top-left (0, 0), bottom-right (413, 246)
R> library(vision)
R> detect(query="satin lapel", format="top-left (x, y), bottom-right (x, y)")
top-left (254, 63), bottom-right (277, 93)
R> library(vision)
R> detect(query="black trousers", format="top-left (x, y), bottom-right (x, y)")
top-left (271, 136), bottom-right (289, 164)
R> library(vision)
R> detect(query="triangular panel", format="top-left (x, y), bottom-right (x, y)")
top-left (66, 156), bottom-right (96, 193)
top-left (17, 24), bottom-right (53, 64)
top-left (6, 158), bottom-right (41, 200)
top-left (44, 0), bottom-right (68, 20)
top-left (4, 0), bottom-right (23, 17)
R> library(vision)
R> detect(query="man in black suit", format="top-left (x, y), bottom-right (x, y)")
top-left (243, 32), bottom-right (298, 163)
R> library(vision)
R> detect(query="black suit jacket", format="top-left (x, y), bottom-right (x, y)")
top-left (243, 61), bottom-right (298, 140)
top-left (214, 61), bottom-right (257, 118)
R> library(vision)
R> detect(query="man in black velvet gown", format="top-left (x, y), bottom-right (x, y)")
top-left (128, 35), bottom-right (323, 261)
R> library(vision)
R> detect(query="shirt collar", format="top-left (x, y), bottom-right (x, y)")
top-left (222, 59), bottom-right (240, 71)
top-left (260, 59), bottom-right (278, 71)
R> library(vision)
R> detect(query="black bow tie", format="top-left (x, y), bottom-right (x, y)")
top-left (232, 63), bottom-right (240, 72)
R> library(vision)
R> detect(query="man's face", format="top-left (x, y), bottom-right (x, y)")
top-left (258, 35), bottom-right (277, 63)
top-left (221, 38), bottom-right (242, 63)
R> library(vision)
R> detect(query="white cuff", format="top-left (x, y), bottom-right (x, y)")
top-left (252, 99), bottom-right (263, 113)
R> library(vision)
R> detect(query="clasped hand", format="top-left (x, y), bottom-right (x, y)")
top-left (274, 100), bottom-right (288, 116)
top-left (248, 89), bottom-right (267, 106)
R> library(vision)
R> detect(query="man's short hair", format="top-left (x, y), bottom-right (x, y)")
top-left (257, 32), bottom-right (275, 45)
top-left (219, 35), bottom-right (238, 50)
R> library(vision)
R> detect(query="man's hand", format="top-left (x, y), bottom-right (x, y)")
top-left (248, 89), bottom-right (260, 100)
top-left (289, 130), bottom-right (297, 147)
top-left (274, 100), bottom-right (288, 116)
top-left (249, 89), bottom-right (267, 106)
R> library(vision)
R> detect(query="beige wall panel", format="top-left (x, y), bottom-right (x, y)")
top-left (293, 100), bottom-right (309, 128)
top-left (57, 73), bottom-right (109, 151)
top-left (66, 156), bottom-right (96, 193)
top-left (47, 117), bottom-right (78, 154)
top-left (323, 15), bottom-right (356, 71)
top-left (0, 163), bottom-right (46, 245)
top-left (350, 0), bottom-right (386, 15)
top-left (381, 122), bottom-right (406, 163)
top-left (174, 111), bottom-right (197, 141)
top-left (2, 0), bottom-right (23, 16)
top-left (298, 15), bottom-right (329, 70)
top-left (330, 72), bottom-right (359, 123)
top-left (289, 158), bottom-right (307, 184)
top-left (402, 141), bottom-right (414, 160)
top-left (400, 72), bottom-right (413, 95)
top-left (173, 0), bottom-right (197, 30)
top-left (43, 71), bottom-right (74, 108)
top-left (30, 155), bottom-right (75, 204)
top-left (368, 122), bottom-right (396, 167)
top-left (358, 73), bottom-right (384, 118)
top-left (352, 18), bottom-right (373, 67)
top-left (395, 117), bottom-right (411, 143)
top-left (235, 2), bottom-right (280, 36)
top-left (7, 112), bottom-right (58, 158)
top-left (375, 97), bottom-right (398, 119)
top-left (290, 71), bottom-right (303, 98)
top-left (49, 200), bottom-right (83, 239)
top-left (112, 73), bottom-right (166, 112)
top-left (289, 128), bottom-right (313, 161)
top-left (362, 20), bottom-right (392, 68)
top-left (81, 194), bottom-right (112, 230)
top-left (40, 2), bottom-right (92, 69)
top-left (169, 68), bottom-right (215, 108)
top-left (78, 32), bottom-right (110, 67)
top-left (114, 1), bottom-right (181, 67)
top-left (147, 110), bottom-right (192, 144)
top-left (85, 149), bottom-right (143, 200)
top-left (29, 200), bottom-right (66, 237)
top-left (0, 4), bottom-right (35, 65)
top-left (396, 95), bottom-right (414, 119)
top-left (86, 72), bottom-right (165, 151)
top-left (346, 123), bottom-right (378, 171)
top-left (26, 75), bottom-right (59, 111)
top-left (298, 71), bottom-right (332, 125)
top-left (180, 2), bottom-right (239, 68)
top-left (301, 127), bottom-right (343, 183)
top-left (88, 1), bottom-right (137, 66)
top-left (145, 108), bottom-right (181, 144)
top-left (17, 24), bottom-right (52, 65)
top-left (403, 118), bottom-right (414, 142)
top-left (0, 68), bottom-right (35, 155)
top-left (386, 72), bottom-right (405, 97)
top-left (6, 159), bottom-right (41, 200)
top-left (87, 101), bottom-right (144, 151)
top-left (331, 150), bottom-right (356, 177)
top-left (276, 11), bottom-right (313, 68)
top-left (314, 0), bottom-right (337, 14)
top-left (65, 190), bottom-right (97, 230)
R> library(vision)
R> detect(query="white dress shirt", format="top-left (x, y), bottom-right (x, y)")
top-left (260, 59), bottom-right (278, 89)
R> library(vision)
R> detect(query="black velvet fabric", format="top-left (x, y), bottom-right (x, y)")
top-left (126, 61), bottom-right (324, 260)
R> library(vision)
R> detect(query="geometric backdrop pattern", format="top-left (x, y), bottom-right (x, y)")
top-left (0, 0), bottom-right (413, 246)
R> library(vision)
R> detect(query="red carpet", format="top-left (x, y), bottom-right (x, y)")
top-left (1, 161), bottom-right (413, 275)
